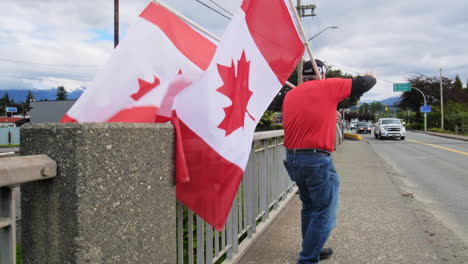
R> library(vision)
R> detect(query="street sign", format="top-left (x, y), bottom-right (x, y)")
top-left (393, 83), bottom-right (411, 92)
top-left (6, 107), bottom-right (17, 113)
top-left (420, 105), bottom-right (431, 113)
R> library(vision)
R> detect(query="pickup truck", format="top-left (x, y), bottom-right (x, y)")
top-left (374, 118), bottom-right (406, 140)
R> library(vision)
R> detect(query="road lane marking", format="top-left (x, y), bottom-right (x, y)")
top-left (408, 139), bottom-right (468, 156)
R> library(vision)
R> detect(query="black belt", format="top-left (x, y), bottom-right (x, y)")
top-left (286, 148), bottom-right (331, 156)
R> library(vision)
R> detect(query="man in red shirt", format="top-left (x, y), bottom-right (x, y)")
top-left (283, 59), bottom-right (376, 264)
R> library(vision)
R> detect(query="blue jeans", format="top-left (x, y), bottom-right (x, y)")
top-left (284, 153), bottom-right (340, 264)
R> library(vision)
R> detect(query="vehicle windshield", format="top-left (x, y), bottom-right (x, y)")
top-left (358, 122), bottom-right (369, 126)
top-left (382, 119), bottom-right (401, 125)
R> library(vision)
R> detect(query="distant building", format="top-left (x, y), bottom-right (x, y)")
top-left (30, 100), bottom-right (77, 123)
top-left (0, 117), bottom-right (21, 127)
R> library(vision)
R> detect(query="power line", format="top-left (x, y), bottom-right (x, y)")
top-left (207, 0), bottom-right (234, 16)
top-left (194, 0), bottom-right (231, 20)
top-left (0, 75), bottom-right (89, 85)
top-left (0, 58), bottom-right (99, 68)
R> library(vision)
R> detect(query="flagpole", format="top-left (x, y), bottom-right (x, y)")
top-left (152, 0), bottom-right (297, 89)
top-left (287, 0), bottom-right (321, 80)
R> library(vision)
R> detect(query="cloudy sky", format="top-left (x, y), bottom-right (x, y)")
top-left (1, 0), bottom-right (467, 102)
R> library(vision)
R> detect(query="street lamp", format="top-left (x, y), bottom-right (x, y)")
top-left (411, 87), bottom-right (428, 132)
top-left (308, 26), bottom-right (338, 41)
top-left (297, 26), bottom-right (338, 85)
top-left (411, 71), bottom-right (444, 130)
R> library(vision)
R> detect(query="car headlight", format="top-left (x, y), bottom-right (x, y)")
top-left (381, 127), bottom-right (385, 130)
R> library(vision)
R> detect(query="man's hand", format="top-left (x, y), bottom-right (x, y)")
top-left (336, 111), bottom-right (342, 120)
top-left (364, 71), bottom-right (376, 79)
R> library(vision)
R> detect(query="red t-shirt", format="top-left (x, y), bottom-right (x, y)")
top-left (283, 78), bottom-right (352, 152)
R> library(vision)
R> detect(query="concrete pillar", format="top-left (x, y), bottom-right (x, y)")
top-left (20, 123), bottom-right (176, 264)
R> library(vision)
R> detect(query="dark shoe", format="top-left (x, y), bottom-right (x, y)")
top-left (320, 248), bottom-right (333, 260)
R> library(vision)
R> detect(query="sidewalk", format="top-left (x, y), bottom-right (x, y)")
top-left (238, 139), bottom-right (439, 264)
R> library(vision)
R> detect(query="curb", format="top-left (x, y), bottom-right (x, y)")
top-left (343, 133), bottom-right (362, 141)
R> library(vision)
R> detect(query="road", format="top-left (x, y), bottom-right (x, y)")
top-left (356, 129), bottom-right (468, 247)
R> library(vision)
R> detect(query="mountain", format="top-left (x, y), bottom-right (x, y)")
top-left (361, 96), bottom-right (401, 106)
top-left (0, 88), bottom-right (84, 103)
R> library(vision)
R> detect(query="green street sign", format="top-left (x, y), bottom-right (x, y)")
top-left (393, 83), bottom-right (411, 92)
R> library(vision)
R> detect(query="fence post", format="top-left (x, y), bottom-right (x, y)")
top-left (20, 123), bottom-right (176, 264)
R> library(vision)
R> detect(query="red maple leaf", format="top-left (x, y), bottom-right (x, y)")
top-left (131, 75), bottom-right (160, 101)
top-left (216, 51), bottom-right (255, 136)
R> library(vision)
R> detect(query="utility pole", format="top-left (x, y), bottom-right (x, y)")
top-left (295, 0), bottom-right (316, 85)
top-left (114, 0), bottom-right (119, 48)
top-left (440, 68), bottom-right (444, 130)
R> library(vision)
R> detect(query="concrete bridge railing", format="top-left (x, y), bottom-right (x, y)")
top-left (2, 122), bottom-right (342, 263)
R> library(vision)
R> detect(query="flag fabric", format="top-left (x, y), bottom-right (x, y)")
top-left (173, 0), bottom-right (304, 230)
top-left (61, 2), bottom-right (216, 123)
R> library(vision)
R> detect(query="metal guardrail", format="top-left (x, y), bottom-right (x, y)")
top-left (0, 155), bottom-right (57, 264)
top-left (176, 130), bottom-right (296, 264)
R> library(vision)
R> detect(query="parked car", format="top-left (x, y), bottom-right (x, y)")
top-left (356, 122), bottom-right (372, 134)
top-left (374, 118), bottom-right (406, 140)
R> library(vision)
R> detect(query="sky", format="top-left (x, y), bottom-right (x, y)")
top-left (1, 0), bottom-right (467, 102)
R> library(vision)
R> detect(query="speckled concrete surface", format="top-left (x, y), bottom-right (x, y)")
top-left (20, 123), bottom-right (176, 264)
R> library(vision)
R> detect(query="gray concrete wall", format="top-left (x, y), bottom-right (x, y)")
top-left (20, 123), bottom-right (176, 264)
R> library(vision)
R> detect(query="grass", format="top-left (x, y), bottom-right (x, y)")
top-left (427, 128), bottom-right (468, 136)
top-left (17, 243), bottom-right (22, 264)
top-left (0, 144), bottom-right (20, 148)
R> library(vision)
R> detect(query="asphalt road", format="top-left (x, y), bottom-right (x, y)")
top-left (357, 129), bottom-right (468, 247)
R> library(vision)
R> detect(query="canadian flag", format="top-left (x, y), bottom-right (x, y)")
top-left (173, 0), bottom-right (304, 230)
top-left (61, 2), bottom-right (216, 123)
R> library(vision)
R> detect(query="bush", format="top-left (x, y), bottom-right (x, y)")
top-left (428, 128), bottom-right (449, 133)
top-left (406, 123), bottom-right (423, 130)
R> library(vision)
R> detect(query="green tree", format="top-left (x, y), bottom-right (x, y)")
top-left (369, 102), bottom-right (383, 114)
top-left (0, 92), bottom-right (12, 116)
top-left (443, 102), bottom-right (468, 132)
top-left (398, 74), bottom-right (468, 111)
top-left (267, 68), bottom-right (298, 112)
top-left (256, 110), bottom-right (276, 131)
top-left (56, 86), bottom-right (68, 101)
top-left (359, 103), bottom-right (370, 114)
top-left (454, 75), bottom-right (463, 89)
top-left (1, 92), bottom-right (11, 105)
top-left (26, 90), bottom-right (35, 104)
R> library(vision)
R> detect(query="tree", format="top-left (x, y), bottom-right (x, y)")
top-left (359, 103), bottom-right (370, 114)
top-left (26, 90), bottom-right (35, 104)
top-left (454, 75), bottom-right (463, 89)
top-left (21, 90), bottom-right (36, 117)
top-left (0, 92), bottom-right (12, 116)
top-left (398, 74), bottom-right (468, 111)
top-left (56, 86), bottom-right (68, 100)
top-left (267, 68), bottom-right (297, 112)
top-left (369, 102), bottom-right (383, 114)
top-left (1, 92), bottom-right (11, 105)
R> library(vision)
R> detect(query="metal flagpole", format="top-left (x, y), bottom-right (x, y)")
top-left (152, 0), bottom-right (296, 89)
top-left (287, 0), bottom-right (321, 80)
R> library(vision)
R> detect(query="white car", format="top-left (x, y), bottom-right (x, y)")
top-left (350, 121), bottom-right (357, 130)
top-left (374, 118), bottom-right (406, 140)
